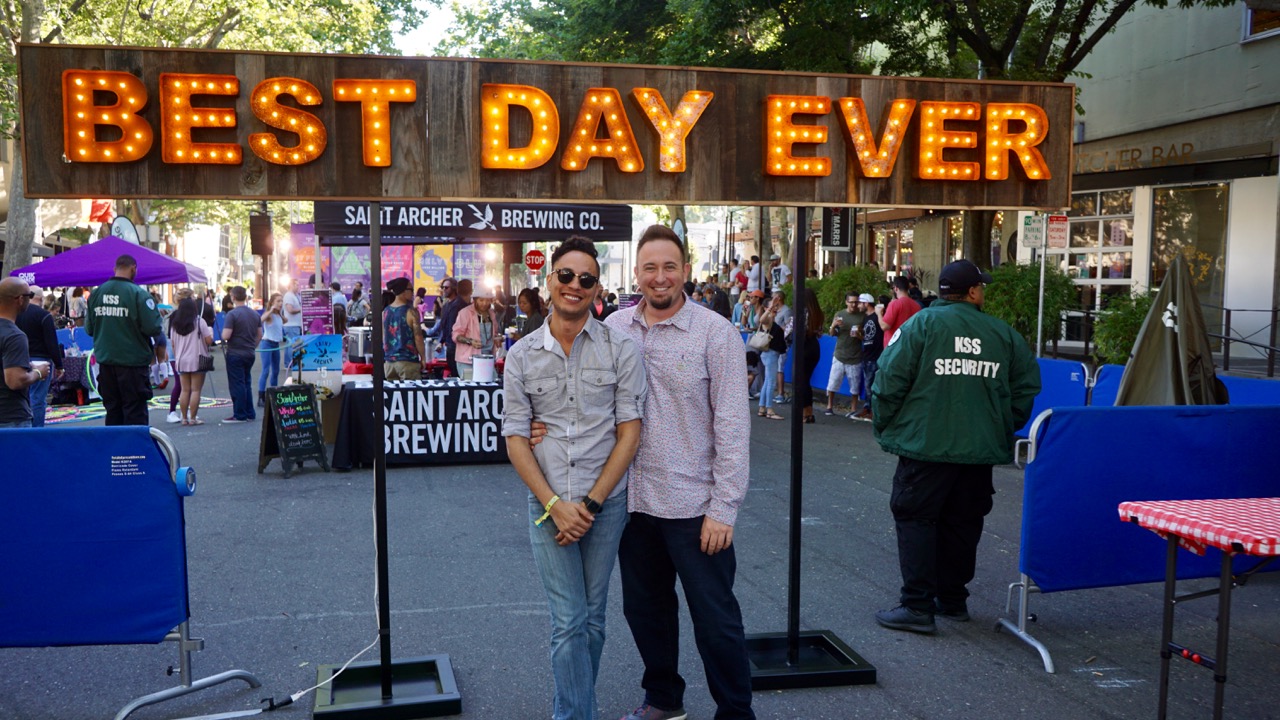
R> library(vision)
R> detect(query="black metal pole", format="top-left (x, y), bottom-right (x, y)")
top-left (368, 201), bottom-right (394, 699)
top-left (787, 206), bottom-right (806, 665)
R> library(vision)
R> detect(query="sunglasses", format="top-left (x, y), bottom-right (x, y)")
top-left (3, 291), bottom-right (36, 300)
top-left (553, 268), bottom-right (599, 289)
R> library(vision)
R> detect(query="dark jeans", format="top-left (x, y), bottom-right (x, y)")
top-left (619, 513), bottom-right (755, 720)
top-left (889, 457), bottom-right (994, 612)
top-left (97, 364), bottom-right (152, 426)
top-left (225, 352), bottom-right (256, 420)
top-left (169, 361), bottom-right (181, 411)
top-left (445, 341), bottom-right (458, 379)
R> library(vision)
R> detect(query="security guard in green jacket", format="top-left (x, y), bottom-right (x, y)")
top-left (86, 254), bottom-right (164, 426)
top-left (870, 259), bottom-right (1040, 634)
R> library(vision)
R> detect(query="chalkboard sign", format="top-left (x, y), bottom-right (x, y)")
top-left (258, 384), bottom-right (331, 478)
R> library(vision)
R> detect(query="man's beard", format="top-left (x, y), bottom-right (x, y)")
top-left (647, 293), bottom-right (675, 311)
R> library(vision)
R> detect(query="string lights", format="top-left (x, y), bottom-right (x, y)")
top-left (480, 83), bottom-right (560, 170)
top-left (837, 98), bottom-right (916, 178)
top-left (248, 78), bottom-right (326, 165)
top-left (333, 78), bottom-right (417, 166)
top-left (984, 103), bottom-right (1051, 180)
top-left (62, 70), bottom-right (154, 163)
top-left (631, 88), bottom-right (713, 172)
top-left (560, 88), bottom-right (643, 172)
top-left (764, 94), bottom-right (832, 177)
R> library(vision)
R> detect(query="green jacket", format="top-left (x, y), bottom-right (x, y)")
top-left (85, 276), bottom-right (164, 367)
top-left (871, 299), bottom-right (1040, 465)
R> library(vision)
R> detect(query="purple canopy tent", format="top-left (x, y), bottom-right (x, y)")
top-left (9, 235), bottom-right (208, 287)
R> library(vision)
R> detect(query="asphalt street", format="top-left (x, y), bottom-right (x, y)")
top-left (2, 387), bottom-right (1279, 720)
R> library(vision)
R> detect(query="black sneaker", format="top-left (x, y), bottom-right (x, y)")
top-left (875, 605), bottom-right (936, 634)
top-left (934, 600), bottom-right (971, 622)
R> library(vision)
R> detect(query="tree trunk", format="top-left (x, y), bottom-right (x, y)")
top-left (772, 207), bottom-right (791, 267)
top-left (962, 210), bottom-right (997, 270)
top-left (3, 142), bottom-right (39, 275)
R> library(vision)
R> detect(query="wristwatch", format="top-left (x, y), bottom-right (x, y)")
top-left (582, 495), bottom-right (603, 514)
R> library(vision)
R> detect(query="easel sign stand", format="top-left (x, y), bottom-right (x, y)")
top-left (257, 383), bottom-right (331, 478)
top-left (312, 201), bottom-right (461, 718)
top-left (744, 207), bottom-right (877, 689)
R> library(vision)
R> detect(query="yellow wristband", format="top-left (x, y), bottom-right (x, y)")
top-left (534, 495), bottom-right (560, 527)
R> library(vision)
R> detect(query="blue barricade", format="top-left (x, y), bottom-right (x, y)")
top-left (1220, 374), bottom-right (1280, 405)
top-left (1020, 405), bottom-right (1280, 594)
top-left (56, 327), bottom-right (73, 349)
top-left (1014, 358), bottom-right (1089, 438)
top-left (0, 427), bottom-right (187, 647)
top-left (70, 326), bottom-right (94, 352)
top-left (1089, 363), bottom-right (1124, 406)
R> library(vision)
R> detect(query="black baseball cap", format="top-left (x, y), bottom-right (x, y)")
top-left (938, 260), bottom-right (993, 295)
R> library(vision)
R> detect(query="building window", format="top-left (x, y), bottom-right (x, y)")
top-left (1151, 182), bottom-right (1230, 337)
top-left (1054, 189), bottom-right (1136, 312)
top-left (1245, 8), bottom-right (1280, 41)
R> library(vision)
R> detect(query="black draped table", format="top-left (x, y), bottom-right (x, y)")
top-left (331, 379), bottom-right (508, 470)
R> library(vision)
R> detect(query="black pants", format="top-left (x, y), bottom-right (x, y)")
top-left (445, 342), bottom-right (458, 379)
top-left (890, 457), bottom-right (994, 612)
top-left (619, 513), bottom-right (755, 720)
top-left (97, 363), bottom-right (152, 426)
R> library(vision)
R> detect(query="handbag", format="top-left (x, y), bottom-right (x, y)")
top-left (747, 330), bottom-right (771, 351)
top-left (197, 354), bottom-right (215, 372)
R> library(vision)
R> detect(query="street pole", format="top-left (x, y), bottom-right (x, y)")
top-left (1035, 218), bottom-right (1047, 358)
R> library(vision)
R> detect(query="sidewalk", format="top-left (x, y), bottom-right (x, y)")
top-left (1, 408), bottom-right (1278, 719)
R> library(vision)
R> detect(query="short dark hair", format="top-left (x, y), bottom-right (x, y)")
top-left (551, 235), bottom-right (600, 273)
top-left (456, 278), bottom-right (473, 297)
top-left (636, 224), bottom-right (685, 259)
top-left (115, 254), bottom-right (137, 270)
top-left (230, 286), bottom-right (247, 302)
top-left (892, 276), bottom-right (910, 292)
top-left (750, 255), bottom-right (760, 264)
top-left (330, 281), bottom-right (341, 292)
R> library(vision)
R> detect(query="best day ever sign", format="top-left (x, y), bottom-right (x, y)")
top-left (18, 44), bottom-right (1073, 209)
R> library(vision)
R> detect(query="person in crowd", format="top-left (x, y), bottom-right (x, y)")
top-left (743, 289), bottom-right (765, 331)
top-left (332, 302), bottom-right (347, 337)
top-left (281, 277), bottom-right (304, 367)
top-left (258, 293), bottom-right (285, 405)
top-left (220, 286), bottom-right (262, 424)
top-left (825, 293), bottom-right (865, 417)
top-left (503, 236), bottom-right (646, 720)
top-left (745, 348), bottom-right (764, 400)
top-left (86, 254), bottom-right (164, 426)
top-left (383, 277), bottom-right (427, 381)
top-left (220, 293), bottom-right (234, 313)
top-left (604, 224), bottom-right (756, 720)
top-left (589, 285), bottom-right (615, 320)
top-left (880, 276), bottom-right (922, 346)
top-left (437, 278), bottom-right (470, 377)
top-left (768, 291), bottom-right (792, 404)
top-left (871, 259), bottom-right (1040, 634)
top-left (16, 285), bottom-right (62, 427)
top-left (516, 287), bottom-right (545, 338)
top-left (414, 287), bottom-right (431, 320)
top-left (167, 296), bottom-right (213, 426)
top-left (329, 281), bottom-right (347, 308)
top-left (769, 253), bottom-right (792, 288)
top-left (756, 303), bottom-right (786, 421)
top-left (853, 293), bottom-right (883, 421)
top-left (792, 288), bottom-right (824, 425)
top-left (730, 259), bottom-right (747, 300)
top-left (0, 278), bottom-right (44, 428)
top-left (165, 288), bottom-right (191, 425)
top-left (453, 287), bottom-right (500, 378)
top-left (731, 291), bottom-right (749, 329)
top-left (744, 255), bottom-right (762, 294)
top-left (346, 287), bottom-right (369, 327)
top-left (690, 287), bottom-right (705, 307)
top-left (68, 286), bottom-right (88, 327)
top-left (424, 277), bottom-right (457, 345)
top-left (707, 281), bottom-right (732, 319)
top-left (907, 276), bottom-right (925, 306)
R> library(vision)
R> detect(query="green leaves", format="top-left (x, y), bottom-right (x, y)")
top-left (982, 260), bottom-right (1076, 351)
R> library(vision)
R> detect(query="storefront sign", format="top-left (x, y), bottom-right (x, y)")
top-left (313, 201), bottom-right (634, 243)
top-left (821, 208), bottom-right (851, 251)
top-left (19, 45), bottom-right (1073, 210)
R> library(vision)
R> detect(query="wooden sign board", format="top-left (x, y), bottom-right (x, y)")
top-left (18, 44), bottom-right (1074, 210)
top-left (258, 383), bottom-right (330, 478)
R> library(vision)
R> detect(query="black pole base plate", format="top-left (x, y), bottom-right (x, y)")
top-left (746, 630), bottom-right (877, 690)
top-left (312, 654), bottom-right (461, 720)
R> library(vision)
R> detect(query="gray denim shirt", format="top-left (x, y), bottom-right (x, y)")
top-left (501, 317), bottom-right (646, 502)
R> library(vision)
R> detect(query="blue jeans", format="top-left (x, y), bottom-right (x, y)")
top-left (620, 513), bottom-right (755, 719)
top-left (28, 357), bottom-right (52, 427)
top-left (258, 340), bottom-right (281, 394)
top-left (0, 420), bottom-right (32, 428)
top-left (861, 358), bottom-right (878, 401)
top-left (528, 492), bottom-right (629, 720)
top-left (225, 353), bottom-right (256, 420)
top-left (759, 350), bottom-right (779, 411)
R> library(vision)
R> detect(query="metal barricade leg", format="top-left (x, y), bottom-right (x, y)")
top-left (113, 623), bottom-right (262, 720)
top-left (1212, 551), bottom-right (1233, 720)
top-left (1158, 535), bottom-right (1177, 720)
top-left (995, 573), bottom-right (1055, 673)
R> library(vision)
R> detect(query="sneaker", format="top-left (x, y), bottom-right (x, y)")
top-left (875, 605), bottom-right (936, 634)
top-left (748, 392), bottom-right (759, 400)
top-left (166, 410), bottom-right (182, 424)
top-left (934, 600), bottom-right (971, 622)
top-left (222, 417), bottom-right (247, 424)
top-left (773, 395), bottom-right (790, 404)
top-left (619, 704), bottom-right (687, 720)
top-left (823, 408), bottom-right (835, 415)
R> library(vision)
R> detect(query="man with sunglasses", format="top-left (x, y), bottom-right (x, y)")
top-left (0, 277), bottom-right (45, 428)
top-left (503, 236), bottom-right (646, 720)
top-left (432, 277), bottom-right (468, 378)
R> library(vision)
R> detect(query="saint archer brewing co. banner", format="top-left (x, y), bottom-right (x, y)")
top-left (18, 45), bottom-right (1074, 210)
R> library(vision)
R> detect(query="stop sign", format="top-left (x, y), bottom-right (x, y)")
top-left (525, 250), bottom-right (546, 270)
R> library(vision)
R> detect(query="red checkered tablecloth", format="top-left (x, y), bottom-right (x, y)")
top-left (1119, 498), bottom-right (1280, 557)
